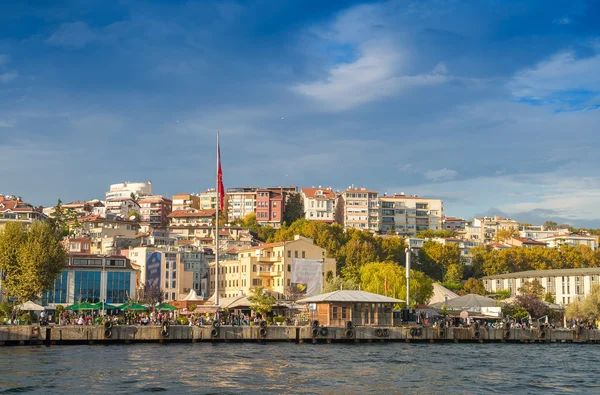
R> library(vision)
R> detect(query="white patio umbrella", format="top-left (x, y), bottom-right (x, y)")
top-left (16, 301), bottom-right (45, 311)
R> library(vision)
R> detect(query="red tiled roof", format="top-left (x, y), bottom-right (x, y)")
top-left (301, 188), bottom-right (335, 199)
top-left (168, 209), bottom-right (216, 218)
top-left (138, 197), bottom-right (172, 203)
top-left (238, 242), bottom-right (285, 252)
top-left (0, 199), bottom-right (39, 213)
top-left (515, 238), bottom-right (547, 245)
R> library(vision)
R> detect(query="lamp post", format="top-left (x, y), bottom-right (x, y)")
top-left (405, 247), bottom-right (411, 307)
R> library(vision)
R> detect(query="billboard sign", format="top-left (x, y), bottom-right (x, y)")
top-left (291, 259), bottom-right (323, 297)
top-left (145, 252), bottom-right (162, 294)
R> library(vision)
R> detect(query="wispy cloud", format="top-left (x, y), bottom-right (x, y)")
top-left (0, 72), bottom-right (18, 83)
top-left (424, 168), bottom-right (458, 181)
top-left (45, 21), bottom-right (98, 49)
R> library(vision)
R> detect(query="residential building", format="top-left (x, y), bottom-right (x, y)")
top-left (208, 235), bottom-right (336, 301)
top-left (432, 237), bottom-right (484, 265)
top-left (519, 226), bottom-right (570, 240)
top-left (505, 237), bottom-right (548, 248)
top-left (168, 209), bottom-right (216, 241)
top-left (466, 216), bottom-right (520, 242)
top-left (77, 215), bottom-right (140, 254)
top-left (200, 189), bottom-right (218, 210)
top-left (226, 187), bottom-right (257, 221)
top-left (64, 238), bottom-right (92, 254)
top-left (62, 200), bottom-right (105, 217)
top-left (106, 181), bottom-right (153, 200)
top-left (104, 198), bottom-right (140, 219)
top-left (0, 195), bottom-right (46, 229)
top-left (336, 187), bottom-right (380, 232)
top-left (483, 267), bottom-right (600, 305)
top-left (138, 196), bottom-right (172, 229)
top-left (256, 188), bottom-right (287, 227)
top-left (180, 249), bottom-right (209, 297)
top-left (172, 193), bottom-right (200, 211)
top-left (379, 194), bottom-right (443, 236)
top-left (137, 228), bottom-right (178, 247)
top-left (41, 253), bottom-right (137, 306)
top-left (301, 187), bottom-right (335, 223)
top-left (442, 216), bottom-right (466, 231)
top-left (537, 234), bottom-right (597, 250)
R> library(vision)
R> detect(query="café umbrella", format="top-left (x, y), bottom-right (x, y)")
top-left (93, 302), bottom-right (119, 310)
top-left (156, 303), bottom-right (177, 312)
top-left (118, 302), bottom-right (149, 312)
top-left (66, 302), bottom-right (98, 311)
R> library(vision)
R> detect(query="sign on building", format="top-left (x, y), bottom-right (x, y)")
top-left (146, 252), bottom-right (162, 296)
top-left (291, 258), bottom-right (323, 297)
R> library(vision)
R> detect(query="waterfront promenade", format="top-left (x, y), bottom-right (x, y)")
top-left (1, 324), bottom-right (598, 346)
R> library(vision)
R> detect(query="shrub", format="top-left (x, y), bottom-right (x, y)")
top-left (177, 317), bottom-right (189, 325)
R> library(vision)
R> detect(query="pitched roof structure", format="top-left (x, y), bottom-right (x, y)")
top-left (297, 290), bottom-right (405, 304)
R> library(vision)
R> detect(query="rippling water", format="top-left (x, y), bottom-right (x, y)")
top-left (1, 343), bottom-right (599, 394)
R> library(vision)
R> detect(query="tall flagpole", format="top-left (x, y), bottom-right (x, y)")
top-left (215, 132), bottom-right (220, 308)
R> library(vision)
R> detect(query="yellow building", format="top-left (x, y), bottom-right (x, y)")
top-left (209, 235), bottom-right (336, 301)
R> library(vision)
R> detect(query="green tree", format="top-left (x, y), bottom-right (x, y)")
top-left (322, 275), bottom-right (359, 293)
top-left (282, 193), bottom-right (303, 224)
top-left (495, 227), bottom-right (519, 242)
top-left (415, 229), bottom-right (457, 239)
top-left (0, 221), bottom-right (68, 302)
top-left (49, 199), bottom-right (80, 239)
top-left (419, 241), bottom-right (462, 281)
top-left (444, 263), bottom-right (463, 285)
top-left (543, 221), bottom-right (558, 230)
top-left (359, 262), bottom-right (433, 306)
top-left (463, 278), bottom-right (486, 295)
top-left (339, 234), bottom-right (379, 282)
top-left (248, 287), bottom-right (276, 318)
top-left (127, 210), bottom-right (140, 223)
top-left (565, 298), bottom-right (584, 321)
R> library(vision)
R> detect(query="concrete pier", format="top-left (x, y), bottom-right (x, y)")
top-left (0, 325), bottom-right (596, 346)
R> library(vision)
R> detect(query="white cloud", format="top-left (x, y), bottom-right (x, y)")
top-left (46, 22), bottom-right (98, 49)
top-left (293, 41), bottom-right (449, 111)
top-left (399, 163), bottom-right (413, 172)
top-left (0, 72), bottom-right (17, 83)
top-left (555, 17), bottom-right (572, 25)
top-left (424, 168), bottom-right (457, 181)
top-left (508, 45), bottom-right (600, 101)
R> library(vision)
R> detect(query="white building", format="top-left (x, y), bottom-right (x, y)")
top-left (106, 181), bottom-right (153, 200)
top-left (104, 198), bottom-right (140, 219)
top-left (301, 187), bottom-right (336, 223)
top-left (519, 227), bottom-right (570, 240)
top-left (536, 234), bottom-right (597, 250)
top-left (226, 187), bottom-right (257, 221)
top-left (379, 194), bottom-right (442, 236)
top-left (483, 268), bottom-right (600, 306)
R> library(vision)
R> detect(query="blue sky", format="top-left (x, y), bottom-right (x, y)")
top-left (2, 0), bottom-right (600, 226)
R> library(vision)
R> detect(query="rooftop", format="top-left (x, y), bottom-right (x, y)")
top-left (298, 290), bottom-right (405, 304)
top-left (483, 267), bottom-right (600, 280)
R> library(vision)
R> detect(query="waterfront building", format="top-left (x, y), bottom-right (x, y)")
top-left (297, 290), bottom-right (404, 327)
top-left (172, 193), bottom-right (200, 211)
top-left (208, 235), bottom-right (336, 301)
top-left (379, 194), bottom-right (443, 236)
top-left (138, 196), bottom-right (172, 229)
top-left (0, 195), bottom-right (46, 230)
top-left (105, 181), bottom-right (153, 200)
top-left (483, 267), bottom-right (600, 305)
top-left (336, 187), bottom-right (380, 232)
top-left (41, 254), bottom-right (137, 306)
top-left (301, 187), bottom-right (335, 223)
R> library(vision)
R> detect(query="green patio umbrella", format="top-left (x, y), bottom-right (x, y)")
top-left (157, 303), bottom-right (178, 312)
top-left (93, 302), bottom-right (119, 310)
top-left (118, 302), bottom-right (149, 312)
top-left (66, 302), bottom-right (98, 311)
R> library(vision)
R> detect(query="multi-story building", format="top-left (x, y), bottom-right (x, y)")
top-left (504, 237), bottom-right (548, 248)
top-left (208, 235), bottom-right (336, 301)
top-left (466, 216), bottom-right (520, 242)
top-left (226, 187), bottom-right (257, 221)
top-left (64, 238), bottom-right (92, 254)
top-left (336, 187), bottom-right (380, 232)
top-left (104, 198), bottom-right (140, 219)
top-left (41, 253), bottom-right (137, 306)
top-left (61, 200), bottom-right (105, 217)
top-left (180, 248), bottom-right (209, 297)
top-left (519, 227), bottom-right (569, 240)
top-left (168, 209), bottom-right (216, 241)
top-left (127, 246), bottom-right (198, 302)
top-left (301, 187), bottom-right (335, 223)
top-left (200, 189), bottom-right (218, 210)
top-left (483, 267), bottom-right (600, 305)
top-left (379, 194), bottom-right (442, 236)
top-left (106, 181), bottom-right (153, 200)
top-left (77, 214), bottom-right (140, 255)
top-left (0, 195), bottom-right (46, 229)
top-left (137, 228), bottom-right (178, 248)
top-left (256, 188), bottom-right (287, 227)
top-left (172, 193), bottom-right (200, 211)
top-left (537, 234), bottom-right (597, 250)
top-left (442, 216), bottom-right (466, 231)
top-left (138, 196), bottom-right (172, 229)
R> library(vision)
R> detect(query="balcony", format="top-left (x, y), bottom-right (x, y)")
top-left (257, 270), bottom-right (281, 277)
top-left (257, 256), bottom-right (282, 263)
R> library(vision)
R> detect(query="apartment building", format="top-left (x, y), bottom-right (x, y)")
top-left (168, 209), bottom-right (216, 241)
top-left (0, 195), bottom-right (46, 230)
top-left (465, 216), bottom-right (520, 242)
top-left (105, 181), bottom-right (153, 200)
top-left (208, 235), bottom-right (336, 301)
top-left (537, 234), bottom-right (597, 250)
top-left (483, 267), bottom-right (600, 305)
top-left (256, 188), bottom-right (287, 227)
top-left (104, 198), bottom-right (140, 219)
top-left (379, 194), bottom-right (442, 236)
top-left (172, 193), bottom-right (200, 211)
top-left (138, 196), bottom-right (172, 229)
top-left (77, 214), bottom-right (140, 254)
top-left (336, 187), bottom-right (380, 232)
top-left (442, 216), bottom-right (466, 231)
top-left (200, 189), bottom-right (218, 210)
top-left (301, 187), bottom-right (335, 223)
top-left (226, 187), bottom-right (257, 221)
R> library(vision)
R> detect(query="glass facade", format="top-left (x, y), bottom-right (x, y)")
top-left (42, 271), bottom-right (69, 305)
top-left (106, 272), bottom-right (131, 303)
top-left (74, 271), bottom-right (101, 303)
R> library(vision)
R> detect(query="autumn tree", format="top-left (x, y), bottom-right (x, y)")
top-left (49, 199), bottom-right (80, 239)
top-left (463, 278), bottom-right (486, 295)
top-left (495, 227), bottom-right (519, 242)
top-left (416, 229), bottom-right (457, 239)
top-left (322, 276), bottom-right (359, 293)
top-left (514, 293), bottom-right (547, 318)
top-left (359, 262), bottom-right (433, 306)
top-left (248, 287), bottom-right (276, 319)
top-left (0, 221), bottom-right (68, 302)
top-left (518, 279), bottom-right (545, 298)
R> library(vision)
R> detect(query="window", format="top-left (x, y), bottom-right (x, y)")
top-left (294, 251), bottom-right (298, 258)
top-left (253, 265), bottom-right (256, 272)
top-left (342, 307), bottom-right (347, 319)
top-left (302, 251), bottom-right (305, 258)
top-left (172, 280), bottom-right (176, 288)
top-left (287, 264), bottom-right (291, 272)
top-left (287, 250), bottom-right (291, 258)
top-left (332, 307), bottom-right (338, 319)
